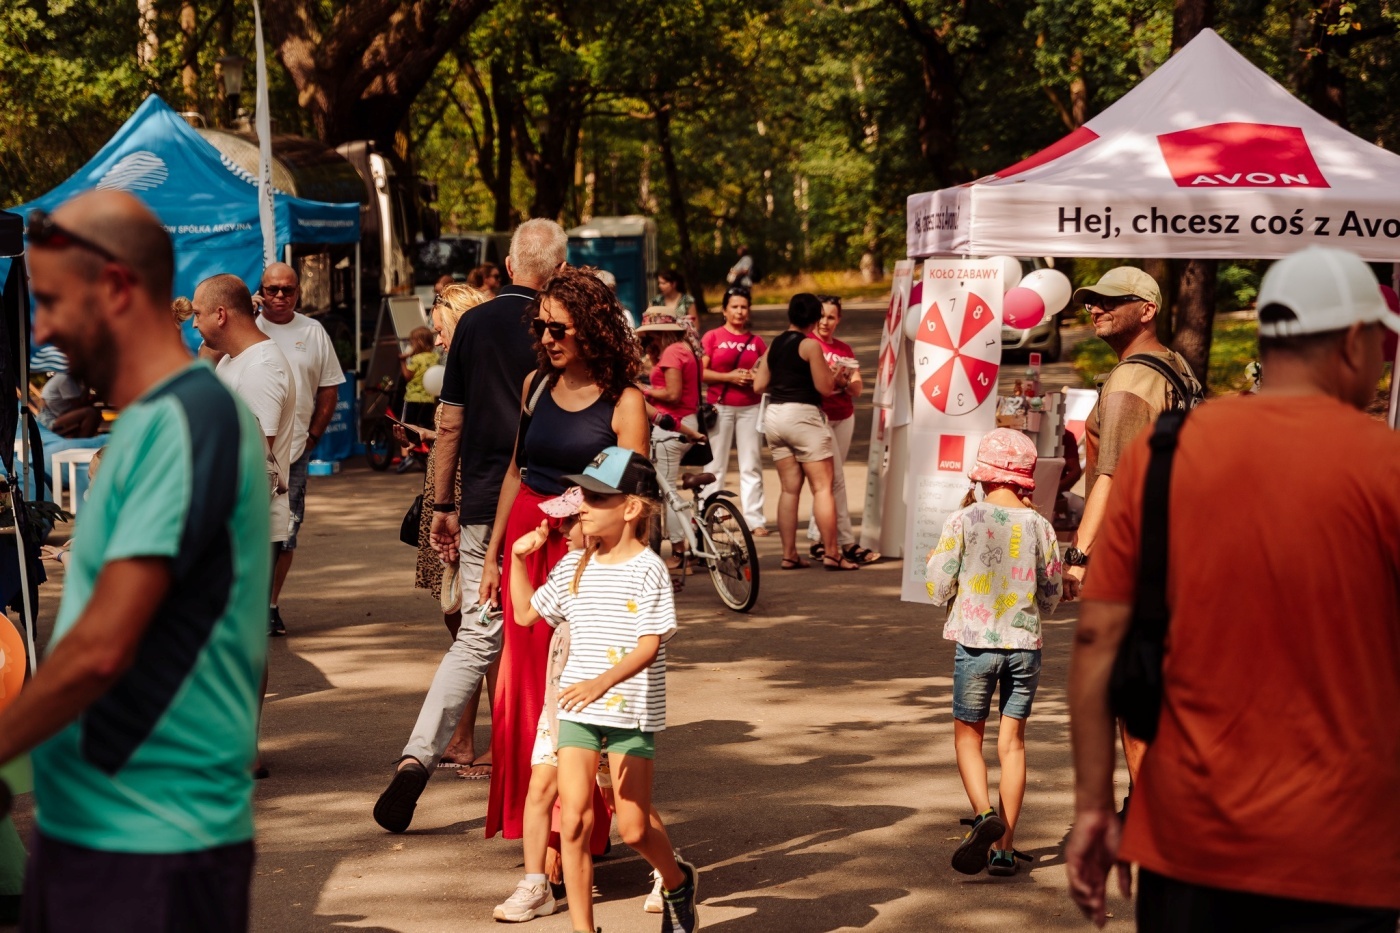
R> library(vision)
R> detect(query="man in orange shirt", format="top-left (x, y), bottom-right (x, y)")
top-left (1065, 246), bottom-right (1400, 930)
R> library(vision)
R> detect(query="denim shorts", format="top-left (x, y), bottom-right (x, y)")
top-left (952, 643), bottom-right (1042, 723)
top-left (280, 449), bottom-right (311, 551)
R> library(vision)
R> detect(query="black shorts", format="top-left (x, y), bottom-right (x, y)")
top-left (401, 401), bottom-right (435, 430)
top-left (22, 832), bottom-right (254, 933)
top-left (1138, 868), bottom-right (1399, 933)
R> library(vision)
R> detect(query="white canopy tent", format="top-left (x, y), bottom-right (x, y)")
top-left (907, 29), bottom-right (1400, 261)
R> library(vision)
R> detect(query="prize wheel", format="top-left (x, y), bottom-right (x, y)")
top-left (915, 290), bottom-right (999, 416)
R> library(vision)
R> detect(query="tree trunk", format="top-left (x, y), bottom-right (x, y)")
top-left (490, 59), bottom-right (514, 231)
top-left (180, 1), bottom-right (199, 111)
top-left (655, 104), bottom-right (706, 317)
top-left (882, 0), bottom-right (964, 186)
top-left (1169, 0), bottom-right (1217, 387)
top-left (1297, 0), bottom-right (1349, 127)
top-left (262, 0), bottom-right (492, 147)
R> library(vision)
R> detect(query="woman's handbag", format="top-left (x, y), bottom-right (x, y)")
top-left (696, 401), bottom-right (719, 433)
top-left (400, 494), bottom-right (424, 546)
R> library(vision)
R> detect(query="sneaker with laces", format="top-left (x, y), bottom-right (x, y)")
top-left (951, 807), bottom-right (1006, 875)
top-left (659, 858), bottom-right (699, 932)
top-left (493, 880), bottom-right (556, 922)
top-left (645, 850), bottom-right (683, 913)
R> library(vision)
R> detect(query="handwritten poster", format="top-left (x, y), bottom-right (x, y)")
top-left (901, 259), bottom-right (1003, 602)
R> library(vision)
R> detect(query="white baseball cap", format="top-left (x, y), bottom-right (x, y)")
top-left (1256, 247), bottom-right (1400, 338)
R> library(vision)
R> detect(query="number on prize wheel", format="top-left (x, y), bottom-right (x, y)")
top-left (916, 291), bottom-right (999, 416)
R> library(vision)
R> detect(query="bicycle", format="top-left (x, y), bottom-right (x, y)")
top-left (650, 434), bottom-right (760, 613)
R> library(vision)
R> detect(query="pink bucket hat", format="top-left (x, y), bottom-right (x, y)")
top-left (967, 429), bottom-right (1038, 491)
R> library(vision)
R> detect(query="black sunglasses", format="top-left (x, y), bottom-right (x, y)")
top-left (723, 287), bottom-right (751, 302)
top-left (26, 209), bottom-right (122, 264)
top-left (1085, 294), bottom-right (1143, 311)
top-left (531, 318), bottom-right (572, 340)
top-left (262, 285), bottom-right (297, 297)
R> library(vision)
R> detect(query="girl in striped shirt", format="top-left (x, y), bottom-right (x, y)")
top-left (510, 447), bottom-right (699, 933)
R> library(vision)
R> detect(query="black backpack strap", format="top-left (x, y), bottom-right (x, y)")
top-left (516, 370), bottom-right (554, 467)
top-left (1134, 410), bottom-right (1187, 641)
top-left (1122, 354), bottom-right (1193, 410)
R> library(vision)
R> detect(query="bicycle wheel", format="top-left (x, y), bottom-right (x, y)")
top-left (364, 420), bottom-right (394, 471)
top-left (701, 496), bottom-right (759, 612)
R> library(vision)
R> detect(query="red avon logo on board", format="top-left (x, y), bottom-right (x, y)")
top-left (937, 435), bottom-right (966, 472)
top-left (1157, 123), bottom-right (1329, 189)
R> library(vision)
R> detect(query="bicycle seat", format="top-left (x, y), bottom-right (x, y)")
top-left (679, 472), bottom-right (715, 490)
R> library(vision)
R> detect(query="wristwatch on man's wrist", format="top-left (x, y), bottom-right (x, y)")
top-left (1064, 546), bottom-right (1089, 567)
top-left (307, 433), bottom-right (322, 450)
top-left (431, 502), bottom-right (457, 514)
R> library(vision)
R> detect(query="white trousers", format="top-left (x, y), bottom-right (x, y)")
top-left (652, 415), bottom-right (697, 543)
top-left (808, 414), bottom-right (856, 547)
top-left (702, 403), bottom-right (766, 530)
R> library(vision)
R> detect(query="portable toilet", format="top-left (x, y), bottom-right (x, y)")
top-left (567, 216), bottom-right (657, 325)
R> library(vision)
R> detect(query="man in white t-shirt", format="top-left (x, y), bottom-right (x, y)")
top-left (254, 263), bottom-right (345, 636)
top-left (192, 273), bottom-right (297, 559)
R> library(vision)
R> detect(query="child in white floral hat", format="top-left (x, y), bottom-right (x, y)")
top-left (925, 428), bottom-right (1063, 878)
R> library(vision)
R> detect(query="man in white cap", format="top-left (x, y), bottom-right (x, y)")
top-left (1065, 246), bottom-right (1400, 930)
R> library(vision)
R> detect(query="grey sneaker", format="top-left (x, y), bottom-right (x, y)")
top-left (492, 879), bottom-right (556, 922)
top-left (659, 858), bottom-right (699, 932)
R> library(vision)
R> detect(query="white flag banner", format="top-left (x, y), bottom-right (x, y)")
top-left (253, 0), bottom-right (276, 267)
top-left (900, 259), bottom-right (1003, 601)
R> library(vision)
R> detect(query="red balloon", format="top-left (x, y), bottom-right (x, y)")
top-left (1380, 285), bottom-right (1399, 360)
top-left (0, 615), bottom-right (24, 712)
top-left (1003, 287), bottom-right (1047, 330)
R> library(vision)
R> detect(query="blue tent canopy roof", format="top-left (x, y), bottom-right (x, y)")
top-left (12, 94), bottom-right (360, 367)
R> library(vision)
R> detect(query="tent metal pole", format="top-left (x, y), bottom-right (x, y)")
top-left (354, 241), bottom-right (362, 441)
top-left (284, 245), bottom-right (292, 264)
top-left (13, 263), bottom-right (35, 674)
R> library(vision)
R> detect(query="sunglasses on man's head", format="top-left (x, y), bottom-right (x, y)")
top-left (531, 318), bottom-right (572, 340)
top-left (262, 285), bottom-right (296, 297)
top-left (26, 209), bottom-right (122, 264)
top-left (1085, 294), bottom-right (1143, 312)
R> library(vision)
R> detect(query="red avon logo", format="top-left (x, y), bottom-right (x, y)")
top-left (1157, 122), bottom-right (1329, 189)
top-left (937, 435), bottom-right (966, 472)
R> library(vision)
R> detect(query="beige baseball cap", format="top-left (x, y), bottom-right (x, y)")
top-left (1256, 247), bottom-right (1400, 338)
top-left (1071, 266), bottom-right (1163, 308)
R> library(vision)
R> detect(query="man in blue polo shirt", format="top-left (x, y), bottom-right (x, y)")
top-left (0, 190), bottom-right (270, 932)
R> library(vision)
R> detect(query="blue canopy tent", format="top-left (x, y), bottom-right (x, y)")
top-left (12, 94), bottom-right (361, 368)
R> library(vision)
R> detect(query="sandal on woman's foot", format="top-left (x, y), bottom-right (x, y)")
top-left (951, 808), bottom-right (1006, 874)
top-left (808, 542), bottom-right (825, 560)
top-left (752, 526), bottom-right (771, 537)
top-left (843, 544), bottom-right (880, 564)
top-left (987, 848), bottom-right (1032, 876)
top-left (823, 555), bottom-right (859, 571)
top-left (780, 557), bottom-right (811, 570)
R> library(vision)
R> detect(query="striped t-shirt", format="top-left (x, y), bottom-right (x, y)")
top-left (531, 547), bottom-right (676, 732)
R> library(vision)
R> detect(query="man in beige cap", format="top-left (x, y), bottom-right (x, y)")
top-left (1062, 267), bottom-right (1201, 789)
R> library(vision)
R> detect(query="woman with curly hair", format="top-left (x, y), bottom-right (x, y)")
top-left (477, 267), bottom-right (648, 872)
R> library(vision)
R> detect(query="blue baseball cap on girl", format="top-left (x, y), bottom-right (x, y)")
top-left (563, 446), bottom-right (660, 498)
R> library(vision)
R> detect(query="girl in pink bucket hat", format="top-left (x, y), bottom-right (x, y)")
top-left (925, 428), bottom-right (1063, 878)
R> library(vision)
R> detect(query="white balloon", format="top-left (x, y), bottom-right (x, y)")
top-left (1020, 268), bottom-right (1073, 315)
top-left (988, 255), bottom-right (1023, 293)
top-left (903, 300), bottom-right (923, 341)
top-left (423, 364), bottom-right (445, 399)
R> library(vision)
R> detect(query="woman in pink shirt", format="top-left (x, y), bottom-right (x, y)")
top-left (807, 296), bottom-right (878, 563)
top-left (638, 314), bottom-right (700, 567)
top-left (700, 287), bottom-right (769, 535)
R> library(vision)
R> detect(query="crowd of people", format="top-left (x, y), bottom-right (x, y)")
top-left (0, 189), bottom-right (1395, 933)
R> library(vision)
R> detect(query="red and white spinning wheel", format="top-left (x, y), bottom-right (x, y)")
top-left (915, 290), bottom-right (999, 416)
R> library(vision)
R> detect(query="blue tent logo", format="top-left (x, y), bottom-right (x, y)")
top-left (96, 151), bottom-right (169, 192)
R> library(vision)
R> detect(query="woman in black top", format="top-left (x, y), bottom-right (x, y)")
top-left (754, 293), bottom-right (858, 571)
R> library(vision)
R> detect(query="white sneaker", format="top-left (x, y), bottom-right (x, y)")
top-left (492, 880), bottom-right (556, 922)
top-left (643, 869), bottom-right (665, 913)
top-left (644, 851), bottom-right (683, 914)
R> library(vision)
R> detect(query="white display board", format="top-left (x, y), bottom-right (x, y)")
top-left (901, 259), bottom-right (1003, 602)
top-left (861, 261), bottom-right (915, 556)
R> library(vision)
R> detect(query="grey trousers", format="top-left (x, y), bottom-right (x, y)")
top-left (401, 523), bottom-right (501, 767)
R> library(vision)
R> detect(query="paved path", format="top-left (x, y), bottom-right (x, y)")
top-left (7, 311), bottom-right (1127, 932)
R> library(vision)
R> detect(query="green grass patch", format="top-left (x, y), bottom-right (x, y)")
top-left (702, 270), bottom-right (890, 308)
top-left (1071, 319), bottom-right (1260, 394)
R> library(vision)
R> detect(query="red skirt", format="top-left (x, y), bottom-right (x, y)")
top-left (485, 484), bottom-right (610, 852)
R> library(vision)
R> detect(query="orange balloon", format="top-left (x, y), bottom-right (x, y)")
top-left (0, 615), bottom-right (25, 712)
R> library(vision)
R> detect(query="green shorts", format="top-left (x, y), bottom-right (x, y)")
top-left (556, 720), bottom-right (655, 760)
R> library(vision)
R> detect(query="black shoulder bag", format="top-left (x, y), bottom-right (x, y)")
top-left (681, 344), bottom-right (717, 467)
top-left (1108, 409), bottom-right (1187, 744)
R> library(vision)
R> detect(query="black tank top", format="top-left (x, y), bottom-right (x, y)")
top-left (766, 331), bottom-right (822, 406)
top-left (521, 386), bottom-right (618, 495)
